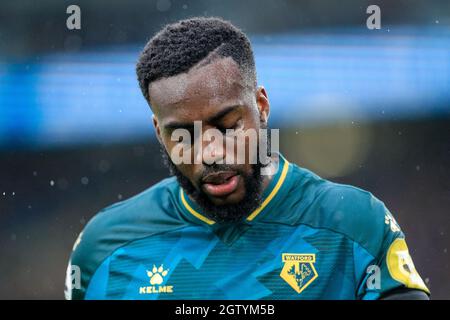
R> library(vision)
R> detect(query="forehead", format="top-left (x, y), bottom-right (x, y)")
top-left (148, 57), bottom-right (252, 121)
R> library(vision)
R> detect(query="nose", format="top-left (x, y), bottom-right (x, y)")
top-left (194, 128), bottom-right (225, 165)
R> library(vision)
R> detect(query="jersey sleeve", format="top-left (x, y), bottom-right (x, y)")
top-left (63, 206), bottom-right (114, 300)
top-left (64, 223), bottom-right (103, 300)
top-left (353, 199), bottom-right (430, 299)
top-left (64, 231), bottom-right (85, 300)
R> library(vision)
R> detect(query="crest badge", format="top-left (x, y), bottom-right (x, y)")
top-left (280, 253), bottom-right (318, 294)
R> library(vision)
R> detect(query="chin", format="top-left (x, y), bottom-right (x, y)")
top-left (208, 187), bottom-right (247, 206)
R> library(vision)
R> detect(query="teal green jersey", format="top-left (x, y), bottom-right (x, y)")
top-left (65, 154), bottom-right (430, 300)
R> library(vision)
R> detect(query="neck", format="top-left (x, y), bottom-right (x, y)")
top-left (259, 153), bottom-right (279, 194)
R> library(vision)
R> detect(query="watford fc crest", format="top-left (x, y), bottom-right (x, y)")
top-left (280, 253), bottom-right (318, 294)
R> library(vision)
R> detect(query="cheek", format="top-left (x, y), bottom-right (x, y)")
top-left (177, 163), bottom-right (192, 177)
top-left (165, 141), bottom-right (196, 168)
top-left (240, 116), bottom-right (262, 163)
top-left (242, 106), bottom-right (262, 132)
top-left (174, 160), bottom-right (198, 183)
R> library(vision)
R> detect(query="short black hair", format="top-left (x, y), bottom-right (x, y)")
top-left (136, 17), bottom-right (256, 103)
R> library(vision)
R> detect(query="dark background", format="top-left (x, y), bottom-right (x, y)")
top-left (0, 0), bottom-right (449, 299)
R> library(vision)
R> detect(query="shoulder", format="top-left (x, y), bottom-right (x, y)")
top-left (80, 176), bottom-right (182, 236)
top-left (66, 177), bottom-right (188, 299)
top-left (78, 176), bottom-right (185, 247)
top-left (286, 164), bottom-right (402, 257)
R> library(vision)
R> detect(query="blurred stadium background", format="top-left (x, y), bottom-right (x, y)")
top-left (0, 0), bottom-right (449, 299)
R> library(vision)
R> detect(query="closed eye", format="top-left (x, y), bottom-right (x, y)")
top-left (217, 119), bottom-right (243, 134)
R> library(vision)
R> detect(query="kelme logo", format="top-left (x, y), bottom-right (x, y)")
top-left (139, 264), bottom-right (173, 294)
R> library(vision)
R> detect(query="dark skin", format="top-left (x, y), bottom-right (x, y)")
top-left (149, 57), bottom-right (276, 207)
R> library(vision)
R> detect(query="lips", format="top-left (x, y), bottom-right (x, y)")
top-left (201, 171), bottom-right (240, 197)
top-left (202, 171), bottom-right (236, 184)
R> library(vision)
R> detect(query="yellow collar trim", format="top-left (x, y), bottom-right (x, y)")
top-left (180, 189), bottom-right (216, 225)
top-left (180, 159), bottom-right (290, 225)
top-left (246, 159), bottom-right (289, 221)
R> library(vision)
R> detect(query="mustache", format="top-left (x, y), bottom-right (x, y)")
top-left (197, 163), bottom-right (243, 184)
top-left (159, 144), bottom-right (248, 187)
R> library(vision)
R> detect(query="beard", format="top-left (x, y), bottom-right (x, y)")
top-left (160, 123), bottom-right (271, 224)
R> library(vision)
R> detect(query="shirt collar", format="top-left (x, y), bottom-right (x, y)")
top-left (177, 153), bottom-right (291, 226)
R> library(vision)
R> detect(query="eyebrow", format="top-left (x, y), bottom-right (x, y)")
top-left (163, 105), bottom-right (240, 130)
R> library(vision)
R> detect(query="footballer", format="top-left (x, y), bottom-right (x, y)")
top-left (65, 17), bottom-right (430, 300)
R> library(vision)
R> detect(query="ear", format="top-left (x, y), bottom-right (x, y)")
top-left (152, 115), bottom-right (163, 144)
top-left (256, 86), bottom-right (270, 124)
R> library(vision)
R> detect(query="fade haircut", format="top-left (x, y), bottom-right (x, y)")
top-left (136, 17), bottom-right (257, 103)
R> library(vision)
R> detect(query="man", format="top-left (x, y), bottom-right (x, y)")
top-left (65, 17), bottom-right (430, 300)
